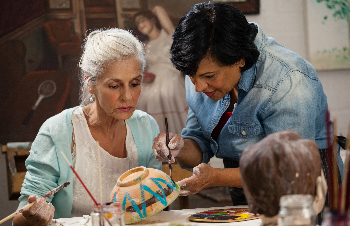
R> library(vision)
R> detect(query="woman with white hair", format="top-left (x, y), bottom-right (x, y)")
top-left (13, 28), bottom-right (161, 226)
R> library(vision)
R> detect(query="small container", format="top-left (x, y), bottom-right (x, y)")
top-left (91, 203), bottom-right (125, 226)
top-left (278, 194), bottom-right (316, 226)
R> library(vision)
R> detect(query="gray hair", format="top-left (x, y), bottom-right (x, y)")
top-left (79, 28), bottom-right (145, 106)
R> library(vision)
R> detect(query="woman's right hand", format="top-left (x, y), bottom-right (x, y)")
top-left (152, 132), bottom-right (184, 163)
top-left (21, 195), bottom-right (55, 226)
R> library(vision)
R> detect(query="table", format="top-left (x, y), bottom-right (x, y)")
top-left (52, 206), bottom-right (261, 226)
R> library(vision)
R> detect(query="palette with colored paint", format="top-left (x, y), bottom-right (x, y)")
top-left (189, 207), bottom-right (259, 223)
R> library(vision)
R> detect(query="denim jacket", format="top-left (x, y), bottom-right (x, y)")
top-left (181, 23), bottom-right (335, 168)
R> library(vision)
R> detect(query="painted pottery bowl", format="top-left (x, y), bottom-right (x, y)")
top-left (109, 166), bottom-right (180, 224)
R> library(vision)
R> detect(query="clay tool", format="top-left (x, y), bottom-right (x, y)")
top-left (0, 182), bottom-right (70, 224)
top-left (165, 117), bottom-right (173, 180)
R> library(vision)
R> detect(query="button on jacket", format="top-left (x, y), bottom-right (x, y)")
top-left (181, 23), bottom-right (332, 167)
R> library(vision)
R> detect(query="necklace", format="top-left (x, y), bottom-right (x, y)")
top-left (83, 106), bottom-right (100, 125)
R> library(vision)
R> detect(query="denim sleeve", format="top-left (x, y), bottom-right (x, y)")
top-left (181, 107), bottom-right (213, 169)
top-left (261, 70), bottom-right (321, 141)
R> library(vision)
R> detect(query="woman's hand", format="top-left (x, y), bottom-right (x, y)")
top-left (21, 195), bottom-right (55, 226)
top-left (151, 5), bottom-right (175, 35)
top-left (177, 163), bottom-right (215, 196)
top-left (152, 132), bottom-right (184, 163)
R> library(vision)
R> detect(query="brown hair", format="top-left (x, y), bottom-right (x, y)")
top-left (240, 130), bottom-right (322, 217)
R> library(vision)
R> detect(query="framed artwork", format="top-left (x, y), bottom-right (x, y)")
top-left (121, 0), bottom-right (140, 10)
top-left (48, 0), bottom-right (71, 10)
top-left (146, 0), bottom-right (259, 16)
top-left (216, 0), bottom-right (260, 14)
top-left (121, 0), bottom-right (259, 33)
top-left (306, 0), bottom-right (350, 71)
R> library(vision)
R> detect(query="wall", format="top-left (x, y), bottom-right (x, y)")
top-left (0, 0), bottom-right (45, 37)
top-left (0, 0), bottom-right (349, 224)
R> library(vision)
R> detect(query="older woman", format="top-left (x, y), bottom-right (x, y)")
top-left (13, 28), bottom-right (161, 226)
top-left (152, 2), bottom-right (343, 206)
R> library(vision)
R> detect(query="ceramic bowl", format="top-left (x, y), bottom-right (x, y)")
top-left (109, 166), bottom-right (180, 224)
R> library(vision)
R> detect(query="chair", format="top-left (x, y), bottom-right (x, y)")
top-left (1, 143), bottom-right (31, 200)
top-left (43, 20), bottom-right (81, 69)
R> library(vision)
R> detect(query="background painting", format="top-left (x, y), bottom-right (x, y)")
top-left (306, 0), bottom-right (350, 71)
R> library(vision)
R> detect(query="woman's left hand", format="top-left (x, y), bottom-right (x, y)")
top-left (176, 163), bottom-right (215, 196)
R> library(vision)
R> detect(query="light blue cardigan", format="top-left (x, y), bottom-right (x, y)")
top-left (17, 107), bottom-right (161, 218)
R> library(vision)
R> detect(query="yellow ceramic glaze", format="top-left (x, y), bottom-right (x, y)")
top-left (109, 166), bottom-right (180, 224)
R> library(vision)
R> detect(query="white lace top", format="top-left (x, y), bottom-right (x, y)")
top-left (70, 107), bottom-right (139, 217)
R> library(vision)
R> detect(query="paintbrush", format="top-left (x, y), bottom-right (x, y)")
top-left (0, 182), bottom-right (70, 224)
top-left (326, 110), bottom-right (334, 210)
top-left (344, 124), bottom-right (350, 211)
top-left (60, 151), bottom-right (99, 206)
top-left (60, 151), bottom-right (112, 226)
top-left (332, 118), bottom-right (339, 211)
top-left (340, 144), bottom-right (349, 214)
top-left (165, 118), bottom-right (173, 181)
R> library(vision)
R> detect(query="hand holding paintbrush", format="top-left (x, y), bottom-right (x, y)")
top-left (0, 182), bottom-right (70, 225)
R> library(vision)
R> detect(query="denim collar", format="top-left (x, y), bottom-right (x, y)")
top-left (238, 23), bottom-right (266, 93)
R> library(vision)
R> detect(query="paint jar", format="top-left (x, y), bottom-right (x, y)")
top-left (91, 203), bottom-right (125, 226)
top-left (278, 194), bottom-right (316, 226)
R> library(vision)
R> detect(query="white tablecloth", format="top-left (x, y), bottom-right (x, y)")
top-left (52, 206), bottom-right (261, 226)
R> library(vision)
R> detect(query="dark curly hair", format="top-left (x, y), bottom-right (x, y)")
top-left (170, 2), bottom-right (259, 76)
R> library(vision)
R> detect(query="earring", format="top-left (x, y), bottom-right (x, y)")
top-left (90, 96), bottom-right (94, 102)
top-left (240, 59), bottom-right (245, 67)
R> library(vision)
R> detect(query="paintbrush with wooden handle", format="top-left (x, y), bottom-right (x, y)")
top-left (0, 182), bottom-right (70, 224)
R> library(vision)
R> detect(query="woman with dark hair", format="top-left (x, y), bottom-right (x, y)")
top-left (133, 6), bottom-right (188, 134)
top-left (152, 2), bottom-right (342, 206)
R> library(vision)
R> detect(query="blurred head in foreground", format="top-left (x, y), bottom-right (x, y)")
top-left (240, 130), bottom-right (327, 225)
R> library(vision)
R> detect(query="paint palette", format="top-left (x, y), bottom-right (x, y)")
top-left (189, 207), bottom-right (259, 223)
